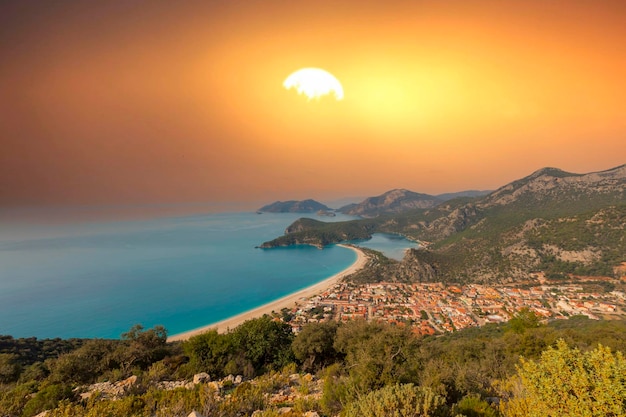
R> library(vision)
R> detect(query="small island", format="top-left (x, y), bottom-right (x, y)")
top-left (316, 209), bottom-right (336, 217)
top-left (257, 199), bottom-right (332, 213)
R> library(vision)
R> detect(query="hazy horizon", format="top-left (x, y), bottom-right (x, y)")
top-left (2, 1), bottom-right (625, 208)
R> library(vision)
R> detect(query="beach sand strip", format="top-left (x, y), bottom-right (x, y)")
top-left (168, 244), bottom-right (367, 342)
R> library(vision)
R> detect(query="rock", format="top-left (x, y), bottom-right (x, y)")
top-left (234, 375), bottom-right (243, 384)
top-left (155, 380), bottom-right (195, 391)
top-left (278, 407), bottom-right (293, 414)
top-left (117, 375), bottom-right (137, 388)
top-left (157, 381), bottom-right (175, 390)
top-left (207, 381), bottom-right (222, 391)
top-left (78, 374), bottom-right (145, 401)
top-left (304, 412), bottom-right (320, 417)
top-left (188, 411), bottom-right (205, 417)
top-left (193, 372), bottom-right (211, 384)
top-left (34, 411), bottom-right (49, 417)
top-left (79, 392), bottom-right (93, 400)
top-left (485, 397), bottom-right (501, 405)
top-left (270, 392), bottom-right (297, 404)
top-left (224, 374), bottom-right (235, 383)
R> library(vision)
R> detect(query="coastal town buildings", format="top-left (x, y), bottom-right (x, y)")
top-left (279, 279), bottom-right (626, 335)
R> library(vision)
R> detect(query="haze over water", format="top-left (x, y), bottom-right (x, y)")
top-left (0, 210), bottom-right (415, 339)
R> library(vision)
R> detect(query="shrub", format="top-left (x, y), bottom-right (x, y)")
top-left (343, 383), bottom-right (447, 417)
top-left (499, 339), bottom-right (626, 417)
top-left (0, 353), bottom-right (21, 383)
top-left (452, 394), bottom-right (499, 417)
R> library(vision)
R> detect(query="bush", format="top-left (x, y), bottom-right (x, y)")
top-left (292, 321), bottom-right (340, 372)
top-left (343, 383), bottom-right (447, 417)
top-left (22, 383), bottom-right (73, 417)
top-left (334, 321), bottom-right (421, 392)
top-left (0, 353), bottom-right (21, 383)
top-left (230, 316), bottom-right (295, 376)
top-left (182, 330), bottom-right (234, 378)
top-left (452, 394), bottom-right (499, 417)
top-left (499, 339), bottom-right (626, 417)
top-left (319, 364), bottom-right (349, 416)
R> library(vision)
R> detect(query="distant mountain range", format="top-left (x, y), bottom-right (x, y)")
top-left (435, 190), bottom-right (491, 201)
top-left (258, 189), bottom-right (492, 217)
top-left (336, 189), bottom-right (492, 217)
top-left (261, 164), bottom-right (626, 284)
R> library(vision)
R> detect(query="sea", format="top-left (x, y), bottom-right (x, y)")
top-left (0, 209), bottom-right (417, 339)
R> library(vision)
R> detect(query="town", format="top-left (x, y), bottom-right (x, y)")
top-left (279, 276), bottom-right (626, 335)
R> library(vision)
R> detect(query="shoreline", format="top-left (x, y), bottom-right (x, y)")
top-left (168, 244), bottom-right (368, 342)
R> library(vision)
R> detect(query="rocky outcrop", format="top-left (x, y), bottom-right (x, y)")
top-left (155, 380), bottom-right (195, 390)
top-left (422, 204), bottom-right (479, 240)
top-left (78, 373), bottom-right (237, 400)
top-left (79, 375), bottom-right (138, 400)
top-left (76, 372), bottom-right (324, 417)
top-left (395, 249), bottom-right (440, 282)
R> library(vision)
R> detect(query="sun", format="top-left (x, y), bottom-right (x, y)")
top-left (283, 68), bottom-right (344, 100)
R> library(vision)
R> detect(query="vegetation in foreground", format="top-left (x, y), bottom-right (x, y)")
top-left (2, 314), bottom-right (626, 416)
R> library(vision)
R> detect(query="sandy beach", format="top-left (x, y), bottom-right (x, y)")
top-left (168, 244), bottom-right (368, 342)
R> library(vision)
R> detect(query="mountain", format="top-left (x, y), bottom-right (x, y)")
top-left (322, 196), bottom-right (368, 209)
top-left (478, 166), bottom-right (622, 209)
top-left (337, 189), bottom-right (442, 217)
top-left (436, 190), bottom-right (491, 201)
top-left (261, 164), bottom-right (626, 283)
top-left (257, 199), bottom-right (332, 213)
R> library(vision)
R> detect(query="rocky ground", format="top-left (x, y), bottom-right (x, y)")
top-left (34, 371), bottom-right (324, 417)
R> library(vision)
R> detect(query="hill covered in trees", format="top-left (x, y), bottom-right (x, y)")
top-left (257, 200), bottom-right (332, 213)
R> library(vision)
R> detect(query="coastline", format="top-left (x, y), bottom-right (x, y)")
top-left (168, 244), bottom-right (368, 342)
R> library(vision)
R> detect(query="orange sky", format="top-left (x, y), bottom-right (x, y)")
top-left (1, 0), bottom-right (625, 208)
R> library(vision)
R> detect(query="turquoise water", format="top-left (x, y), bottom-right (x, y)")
top-left (0, 211), bottom-right (417, 339)
top-left (351, 233), bottom-right (419, 260)
top-left (0, 212), bottom-right (361, 339)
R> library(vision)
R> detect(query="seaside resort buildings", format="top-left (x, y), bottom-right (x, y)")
top-left (277, 278), bottom-right (626, 335)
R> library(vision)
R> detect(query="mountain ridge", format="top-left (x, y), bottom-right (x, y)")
top-left (260, 164), bottom-right (625, 283)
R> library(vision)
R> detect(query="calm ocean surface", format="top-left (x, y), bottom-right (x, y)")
top-left (0, 210), bottom-right (416, 339)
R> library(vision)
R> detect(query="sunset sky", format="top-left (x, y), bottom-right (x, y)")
top-left (1, 0), bottom-right (625, 210)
